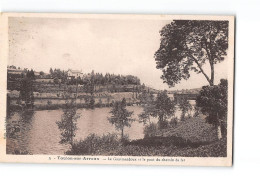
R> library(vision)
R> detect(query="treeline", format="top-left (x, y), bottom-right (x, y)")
top-left (49, 68), bottom-right (141, 86)
top-left (9, 67), bottom-right (141, 86)
top-left (67, 72), bottom-right (141, 86)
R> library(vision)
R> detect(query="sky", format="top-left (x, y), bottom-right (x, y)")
top-left (8, 17), bottom-right (228, 90)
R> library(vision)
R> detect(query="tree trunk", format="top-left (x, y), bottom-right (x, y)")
top-left (75, 78), bottom-right (78, 101)
top-left (121, 128), bottom-right (124, 141)
top-left (217, 125), bottom-right (222, 140)
top-left (159, 115), bottom-right (164, 129)
top-left (210, 60), bottom-right (214, 86)
top-left (71, 116), bottom-right (73, 146)
top-left (217, 115), bottom-right (222, 140)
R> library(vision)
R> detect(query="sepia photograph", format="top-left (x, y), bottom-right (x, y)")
top-left (0, 13), bottom-right (234, 166)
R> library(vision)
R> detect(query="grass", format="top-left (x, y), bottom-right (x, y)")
top-left (157, 117), bottom-right (218, 143)
top-left (66, 117), bottom-right (226, 157)
top-left (109, 137), bottom-right (226, 157)
top-left (66, 133), bottom-right (120, 155)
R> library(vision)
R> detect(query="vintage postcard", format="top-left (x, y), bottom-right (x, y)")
top-left (0, 13), bottom-right (234, 166)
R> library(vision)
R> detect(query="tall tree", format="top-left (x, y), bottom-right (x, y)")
top-left (56, 100), bottom-right (80, 145)
top-left (196, 79), bottom-right (228, 139)
top-left (49, 68), bottom-right (54, 76)
top-left (155, 20), bottom-right (229, 86)
top-left (19, 71), bottom-right (35, 108)
top-left (108, 98), bottom-right (134, 140)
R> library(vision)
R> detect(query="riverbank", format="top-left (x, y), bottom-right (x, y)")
top-left (66, 117), bottom-right (226, 157)
top-left (66, 133), bottom-right (226, 157)
top-left (7, 101), bottom-right (138, 112)
top-left (7, 91), bottom-right (142, 111)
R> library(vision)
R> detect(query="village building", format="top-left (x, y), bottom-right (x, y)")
top-left (7, 67), bottom-right (24, 75)
top-left (67, 69), bottom-right (83, 79)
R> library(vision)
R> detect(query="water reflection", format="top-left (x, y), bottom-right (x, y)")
top-left (6, 110), bottom-right (34, 154)
top-left (6, 106), bottom-right (145, 155)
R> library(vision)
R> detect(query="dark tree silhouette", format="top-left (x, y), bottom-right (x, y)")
top-left (108, 98), bottom-right (134, 140)
top-left (155, 20), bottom-right (229, 86)
top-left (56, 100), bottom-right (80, 145)
top-left (19, 70), bottom-right (35, 108)
top-left (196, 79), bottom-right (228, 139)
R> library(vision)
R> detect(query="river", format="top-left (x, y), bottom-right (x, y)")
top-left (6, 100), bottom-right (196, 155)
top-left (6, 106), bottom-right (145, 155)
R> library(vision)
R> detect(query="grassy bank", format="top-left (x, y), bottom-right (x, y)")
top-left (155, 117), bottom-right (218, 143)
top-left (66, 133), bottom-right (226, 157)
top-left (66, 117), bottom-right (226, 157)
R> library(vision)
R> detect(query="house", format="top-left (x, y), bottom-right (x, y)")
top-left (7, 67), bottom-right (24, 75)
top-left (34, 72), bottom-right (40, 76)
top-left (67, 69), bottom-right (83, 79)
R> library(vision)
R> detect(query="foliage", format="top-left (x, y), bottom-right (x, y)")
top-left (159, 117), bottom-right (218, 143)
top-left (143, 122), bottom-right (158, 138)
top-left (89, 97), bottom-right (95, 109)
top-left (111, 137), bottom-right (226, 157)
top-left (193, 106), bottom-right (201, 118)
top-left (53, 77), bottom-right (60, 84)
top-left (106, 96), bottom-right (111, 106)
top-left (56, 100), bottom-right (80, 145)
top-left (138, 90), bottom-right (154, 105)
top-left (39, 71), bottom-right (44, 76)
top-left (65, 132), bottom-right (226, 157)
top-left (169, 117), bottom-right (178, 127)
top-left (178, 99), bottom-right (192, 120)
top-left (196, 79), bottom-right (228, 137)
top-left (19, 70), bottom-right (35, 108)
top-left (83, 72), bottom-right (141, 86)
top-left (84, 95), bottom-right (91, 106)
top-left (108, 98), bottom-right (134, 140)
top-left (49, 68), bottom-right (67, 80)
top-left (139, 91), bottom-right (176, 129)
top-left (155, 20), bottom-right (229, 86)
top-left (47, 100), bottom-right (52, 106)
top-left (66, 133), bottom-right (120, 155)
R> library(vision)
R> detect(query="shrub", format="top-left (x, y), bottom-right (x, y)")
top-left (196, 79), bottom-right (228, 139)
top-left (158, 120), bottom-right (169, 129)
top-left (13, 149), bottom-right (31, 155)
top-left (47, 100), bottom-right (52, 106)
top-left (143, 122), bottom-right (158, 138)
top-left (66, 133), bottom-right (120, 155)
top-left (169, 117), bottom-right (178, 127)
top-left (179, 99), bottom-right (192, 120)
top-left (193, 106), bottom-right (200, 118)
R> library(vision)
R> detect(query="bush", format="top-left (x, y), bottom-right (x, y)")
top-left (47, 100), bottom-right (52, 106)
top-left (158, 120), bottom-right (169, 129)
top-left (169, 117), bottom-right (178, 127)
top-left (179, 99), bottom-right (192, 120)
top-left (144, 122), bottom-right (158, 138)
top-left (193, 106), bottom-right (200, 118)
top-left (196, 79), bottom-right (228, 138)
top-left (13, 149), bottom-right (31, 155)
top-left (66, 133), bottom-right (120, 155)
top-left (162, 118), bottom-right (218, 143)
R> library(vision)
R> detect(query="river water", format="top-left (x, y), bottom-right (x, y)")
top-left (6, 106), bottom-right (145, 155)
top-left (6, 101), bottom-right (196, 155)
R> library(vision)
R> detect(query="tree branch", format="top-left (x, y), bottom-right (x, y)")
top-left (203, 39), bottom-right (214, 85)
top-left (184, 41), bottom-right (213, 86)
top-left (189, 53), bottom-right (212, 85)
